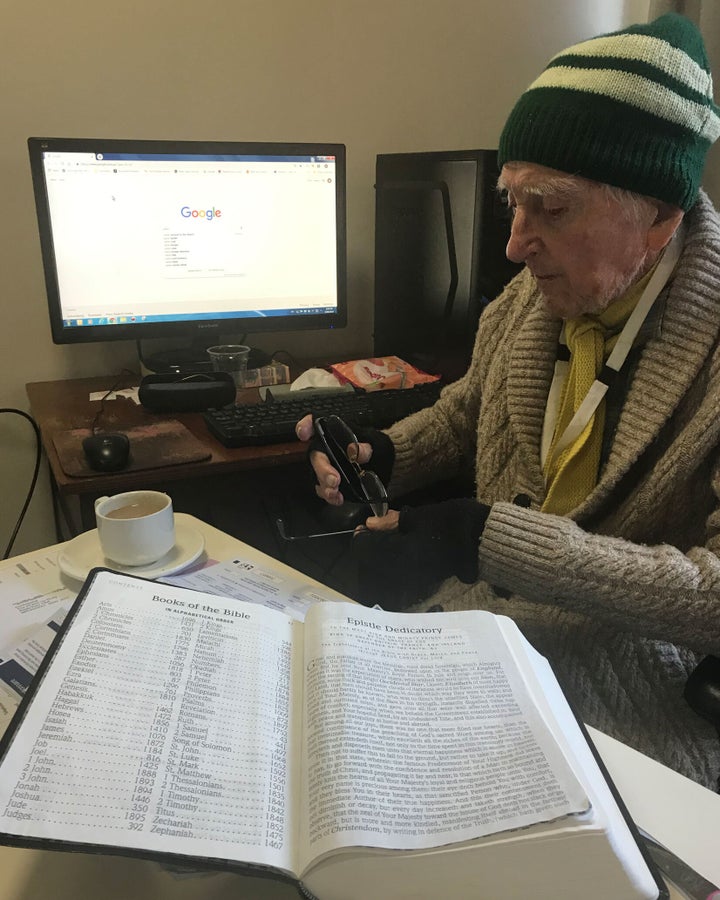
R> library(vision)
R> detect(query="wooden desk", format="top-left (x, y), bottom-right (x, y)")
top-left (27, 376), bottom-right (309, 538)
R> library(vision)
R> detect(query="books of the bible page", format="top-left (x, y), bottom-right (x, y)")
top-left (0, 570), bottom-right (304, 877)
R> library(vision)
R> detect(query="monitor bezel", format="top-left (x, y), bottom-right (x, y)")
top-left (27, 136), bottom-right (348, 346)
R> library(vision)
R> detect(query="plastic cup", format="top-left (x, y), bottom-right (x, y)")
top-left (206, 345), bottom-right (251, 387)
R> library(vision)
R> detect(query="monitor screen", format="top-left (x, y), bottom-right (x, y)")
top-left (27, 137), bottom-right (347, 365)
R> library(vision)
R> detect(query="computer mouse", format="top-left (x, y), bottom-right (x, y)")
top-left (82, 433), bottom-right (130, 472)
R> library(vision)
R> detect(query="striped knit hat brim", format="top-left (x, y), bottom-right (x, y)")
top-left (498, 13), bottom-right (720, 210)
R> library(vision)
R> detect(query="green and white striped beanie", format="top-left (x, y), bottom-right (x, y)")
top-left (498, 13), bottom-right (720, 210)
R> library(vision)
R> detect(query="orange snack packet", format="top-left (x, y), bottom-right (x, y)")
top-left (329, 356), bottom-right (440, 391)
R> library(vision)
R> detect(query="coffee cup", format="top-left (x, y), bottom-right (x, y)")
top-left (94, 490), bottom-right (175, 566)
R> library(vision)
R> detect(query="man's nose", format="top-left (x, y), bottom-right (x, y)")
top-left (506, 209), bottom-right (539, 263)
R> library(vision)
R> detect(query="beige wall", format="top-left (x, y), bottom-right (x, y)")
top-left (0, 0), bottom-right (661, 554)
top-left (700, 4), bottom-right (720, 203)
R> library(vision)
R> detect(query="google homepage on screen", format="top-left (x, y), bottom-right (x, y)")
top-left (41, 151), bottom-right (339, 326)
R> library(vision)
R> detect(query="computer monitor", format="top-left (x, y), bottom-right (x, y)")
top-left (27, 137), bottom-right (347, 371)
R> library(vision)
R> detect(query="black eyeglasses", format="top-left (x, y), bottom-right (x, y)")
top-left (315, 415), bottom-right (389, 516)
top-left (276, 415), bottom-right (389, 541)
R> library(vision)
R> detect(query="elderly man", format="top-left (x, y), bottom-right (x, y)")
top-left (297, 13), bottom-right (720, 790)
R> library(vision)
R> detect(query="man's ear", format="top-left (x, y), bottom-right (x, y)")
top-left (647, 203), bottom-right (685, 252)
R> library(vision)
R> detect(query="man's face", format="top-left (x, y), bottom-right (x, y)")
top-left (499, 163), bottom-right (658, 318)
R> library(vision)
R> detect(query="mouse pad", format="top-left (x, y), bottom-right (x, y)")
top-left (52, 420), bottom-right (211, 478)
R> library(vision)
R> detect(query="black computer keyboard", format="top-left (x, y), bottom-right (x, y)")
top-left (203, 381), bottom-right (443, 447)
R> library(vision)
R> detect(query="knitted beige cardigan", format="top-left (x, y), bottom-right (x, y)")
top-left (385, 191), bottom-right (720, 790)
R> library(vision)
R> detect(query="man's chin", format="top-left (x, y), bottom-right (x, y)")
top-left (540, 290), bottom-right (607, 319)
top-left (540, 292), bottom-right (577, 319)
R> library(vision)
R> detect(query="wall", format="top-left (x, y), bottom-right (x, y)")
top-left (700, 4), bottom-right (720, 202)
top-left (0, 0), bottom-right (655, 554)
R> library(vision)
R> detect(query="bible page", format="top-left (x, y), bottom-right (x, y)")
top-left (299, 602), bottom-right (589, 869)
top-left (0, 569), bottom-right (303, 878)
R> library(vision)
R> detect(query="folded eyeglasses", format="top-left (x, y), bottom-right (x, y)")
top-left (276, 415), bottom-right (389, 541)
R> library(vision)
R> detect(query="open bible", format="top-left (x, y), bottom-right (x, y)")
top-left (0, 568), bottom-right (665, 899)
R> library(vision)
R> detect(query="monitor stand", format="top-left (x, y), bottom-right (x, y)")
top-left (137, 335), bottom-right (217, 374)
top-left (141, 346), bottom-right (213, 374)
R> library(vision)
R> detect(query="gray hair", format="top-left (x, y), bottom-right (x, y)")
top-left (497, 163), bottom-right (670, 227)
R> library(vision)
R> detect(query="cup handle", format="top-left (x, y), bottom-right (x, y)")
top-left (94, 496), bottom-right (109, 510)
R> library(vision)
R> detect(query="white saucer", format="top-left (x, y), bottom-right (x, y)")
top-left (58, 517), bottom-right (206, 582)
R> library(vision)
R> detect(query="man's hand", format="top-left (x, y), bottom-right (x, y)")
top-left (295, 413), bottom-right (384, 508)
top-left (363, 510), bottom-right (400, 531)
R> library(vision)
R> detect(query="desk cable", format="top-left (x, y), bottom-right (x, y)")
top-left (88, 368), bottom-right (139, 436)
top-left (1, 408), bottom-right (42, 559)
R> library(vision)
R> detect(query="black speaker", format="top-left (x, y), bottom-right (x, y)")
top-left (138, 372), bottom-right (236, 412)
top-left (374, 149), bottom-right (521, 382)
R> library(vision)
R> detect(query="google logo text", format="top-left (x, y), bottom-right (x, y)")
top-left (181, 206), bottom-right (222, 220)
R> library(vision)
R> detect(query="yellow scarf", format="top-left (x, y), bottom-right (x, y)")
top-left (541, 270), bottom-right (654, 515)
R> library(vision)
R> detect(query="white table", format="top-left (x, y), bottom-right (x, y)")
top-left (0, 516), bottom-right (718, 899)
